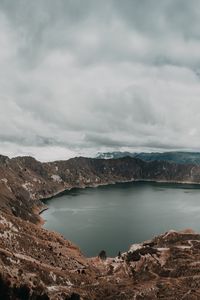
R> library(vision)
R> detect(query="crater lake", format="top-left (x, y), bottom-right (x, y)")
top-left (42, 181), bottom-right (200, 257)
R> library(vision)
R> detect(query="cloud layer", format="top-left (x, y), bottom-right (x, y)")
top-left (1, 0), bottom-right (200, 160)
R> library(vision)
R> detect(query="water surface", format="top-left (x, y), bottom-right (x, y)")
top-left (42, 182), bottom-right (200, 256)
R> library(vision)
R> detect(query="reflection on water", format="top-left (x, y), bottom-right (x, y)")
top-left (42, 181), bottom-right (200, 257)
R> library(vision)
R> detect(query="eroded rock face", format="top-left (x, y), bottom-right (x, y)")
top-left (1, 155), bottom-right (200, 298)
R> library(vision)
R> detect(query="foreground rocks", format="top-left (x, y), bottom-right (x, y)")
top-left (1, 154), bottom-right (200, 298)
top-left (1, 212), bottom-right (200, 299)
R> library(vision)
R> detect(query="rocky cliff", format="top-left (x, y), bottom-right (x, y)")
top-left (1, 155), bottom-right (200, 299)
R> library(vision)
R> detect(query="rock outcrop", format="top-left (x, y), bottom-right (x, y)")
top-left (1, 154), bottom-right (200, 299)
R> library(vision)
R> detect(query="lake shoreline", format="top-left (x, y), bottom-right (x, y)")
top-left (38, 178), bottom-right (200, 226)
top-left (40, 179), bottom-right (200, 257)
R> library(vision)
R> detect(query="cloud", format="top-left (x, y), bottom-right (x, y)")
top-left (0, 0), bottom-right (200, 160)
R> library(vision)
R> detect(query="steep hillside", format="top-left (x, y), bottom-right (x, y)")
top-left (2, 210), bottom-right (200, 299)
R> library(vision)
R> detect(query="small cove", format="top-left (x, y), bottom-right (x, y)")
top-left (42, 181), bottom-right (200, 257)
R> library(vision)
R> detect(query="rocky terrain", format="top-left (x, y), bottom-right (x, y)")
top-left (1, 154), bottom-right (200, 299)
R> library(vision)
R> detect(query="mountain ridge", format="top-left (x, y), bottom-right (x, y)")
top-left (96, 151), bottom-right (200, 165)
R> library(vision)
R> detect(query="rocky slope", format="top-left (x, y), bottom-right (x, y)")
top-left (1, 154), bottom-right (200, 299)
top-left (2, 212), bottom-right (200, 299)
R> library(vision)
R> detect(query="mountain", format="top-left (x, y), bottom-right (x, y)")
top-left (1, 154), bottom-right (200, 298)
top-left (96, 151), bottom-right (200, 165)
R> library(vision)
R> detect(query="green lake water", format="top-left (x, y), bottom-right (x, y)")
top-left (42, 181), bottom-right (200, 257)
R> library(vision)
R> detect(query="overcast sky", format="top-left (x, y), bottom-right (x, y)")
top-left (1, 0), bottom-right (200, 161)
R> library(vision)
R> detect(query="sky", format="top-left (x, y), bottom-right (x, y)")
top-left (1, 0), bottom-right (200, 161)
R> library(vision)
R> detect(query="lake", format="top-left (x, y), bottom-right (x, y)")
top-left (42, 181), bottom-right (200, 257)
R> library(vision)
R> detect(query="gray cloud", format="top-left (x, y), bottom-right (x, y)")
top-left (0, 0), bottom-right (200, 161)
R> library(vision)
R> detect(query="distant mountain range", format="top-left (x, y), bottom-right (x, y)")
top-left (96, 151), bottom-right (200, 165)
